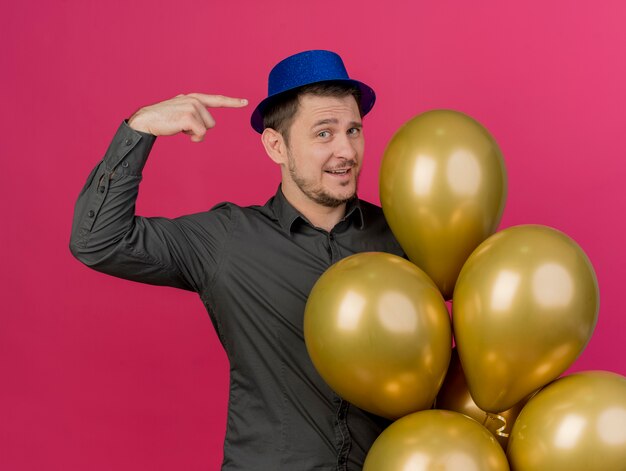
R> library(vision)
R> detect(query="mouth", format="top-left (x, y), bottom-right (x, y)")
top-left (324, 160), bottom-right (356, 180)
top-left (324, 166), bottom-right (354, 178)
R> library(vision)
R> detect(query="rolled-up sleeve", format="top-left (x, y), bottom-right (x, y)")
top-left (69, 121), bottom-right (232, 293)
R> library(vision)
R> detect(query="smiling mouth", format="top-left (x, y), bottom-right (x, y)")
top-left (325, 168), bottom-right (351, 175)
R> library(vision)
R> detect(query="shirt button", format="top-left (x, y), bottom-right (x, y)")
top-left (87, 210), bottom-right (95, 218)
top-left (98, 186), bottom-right (105, 193)
top-left (122, 161), bottom-right (129, 168)
top-left (124, 138), bottom-right (133, 146)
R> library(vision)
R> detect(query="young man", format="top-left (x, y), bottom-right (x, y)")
top-left (70, 50), bottom-right (403, 470)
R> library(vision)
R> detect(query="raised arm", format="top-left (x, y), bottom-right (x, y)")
top-left (69, 93), bottom-right (248, 292)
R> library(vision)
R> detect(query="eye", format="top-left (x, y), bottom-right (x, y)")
top-left (348, 127), bottom-right (361, 136)
top-left (318, 130), bottom-right (331, 138)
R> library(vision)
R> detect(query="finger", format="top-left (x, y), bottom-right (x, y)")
top-left (181, 114), bottom-right (207, 142)
top-left (190, 133), bottom-right (204, 143)
top-left (191, 101), bottom-right (216, 129)
top-left (184, 129), bottom-right (205, 143)
top-left (186, 93), bottom-right (249, 108)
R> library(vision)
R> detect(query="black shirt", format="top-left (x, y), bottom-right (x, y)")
top-left (70, 121), bottom-right (404, 470)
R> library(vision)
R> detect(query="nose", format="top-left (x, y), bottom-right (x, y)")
top-left (334, 133), bottom-right (359, 161)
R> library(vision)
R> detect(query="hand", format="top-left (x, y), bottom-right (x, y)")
top-left (128, 93), bottom-right (249, 142)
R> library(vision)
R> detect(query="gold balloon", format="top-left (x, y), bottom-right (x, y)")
top-left (436, 348), bottom-right (533, 449)
top-left (380, 110), bottom-right (507, 299)
top-left (453, 225), bottom-right (599, 412)
top-left (363, 409), bottom-right (510, 471)
top-left (508, 371), bottom-right (626, 471)
top-left (304, 252), bottom-right (451, 419)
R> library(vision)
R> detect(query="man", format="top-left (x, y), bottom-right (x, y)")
top-left (70, 50), bottom-right (403, 470)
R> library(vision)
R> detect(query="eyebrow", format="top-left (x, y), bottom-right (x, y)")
top-left (311, 118), bottom-right (363, 129)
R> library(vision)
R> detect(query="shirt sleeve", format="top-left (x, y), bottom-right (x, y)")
top-left (69, 121), bottom-right (233, 293)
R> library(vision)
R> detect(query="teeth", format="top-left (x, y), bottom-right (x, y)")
top-left (328, 169), bottom-right (348, 174)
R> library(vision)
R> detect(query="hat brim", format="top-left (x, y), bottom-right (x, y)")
top-left (250, 79), bottom-right (376, 134)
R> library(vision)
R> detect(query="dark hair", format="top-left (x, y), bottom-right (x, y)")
top-left (262, 82), bottom-right (362, 145)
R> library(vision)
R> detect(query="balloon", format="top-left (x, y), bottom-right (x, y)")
top-left (453, 225), bottom-right (599, 412)
top-left (380, 110), bottom-right (507, 299)
top-left (304, 252), bottom-right (451, 419)
top-left (436, 348), bottom-right (533, 449)
top-left (363, 409), bottom-right (510, 471)
top-left (508, 371), bottom-right (626, 471)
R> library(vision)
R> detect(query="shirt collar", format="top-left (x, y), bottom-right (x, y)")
top-left (269, 185), bottom-right (365, 235)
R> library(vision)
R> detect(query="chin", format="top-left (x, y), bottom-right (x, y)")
top-left (324, 188), bottom-right (358, 206)
top-left (335, 182), bottom-right (357, 199)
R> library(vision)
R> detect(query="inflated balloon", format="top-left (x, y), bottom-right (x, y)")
top-left (304, 252), bottom-right (451, 419)
top-left (380, 110), bottom-right (507, 299)
top-left (453, 225), bottom-right (599, 412)
top-left (363, 409), bottom-right (510, 471)
top-left (435, 348), bottom-right (532, 449)
top-left (508, 371), bottom-right (626, 471)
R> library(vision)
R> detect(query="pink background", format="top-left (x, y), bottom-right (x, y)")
top-left (2, 1), bottom-right (625, 469)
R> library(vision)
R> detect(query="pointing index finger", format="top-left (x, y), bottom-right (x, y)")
top-left (187, 93), bottom-right (249, 108)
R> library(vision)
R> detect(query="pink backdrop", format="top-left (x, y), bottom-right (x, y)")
top-left (2, 1), bottom-right (625, 469)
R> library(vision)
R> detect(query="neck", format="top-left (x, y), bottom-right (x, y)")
top-left (281, 183), bottom-right (347, 232)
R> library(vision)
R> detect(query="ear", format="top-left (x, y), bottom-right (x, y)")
top-left (262, 128), bottom-right (288, 165)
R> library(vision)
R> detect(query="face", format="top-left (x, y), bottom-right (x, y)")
top-left (282, 94), bottom-right (364, 208)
